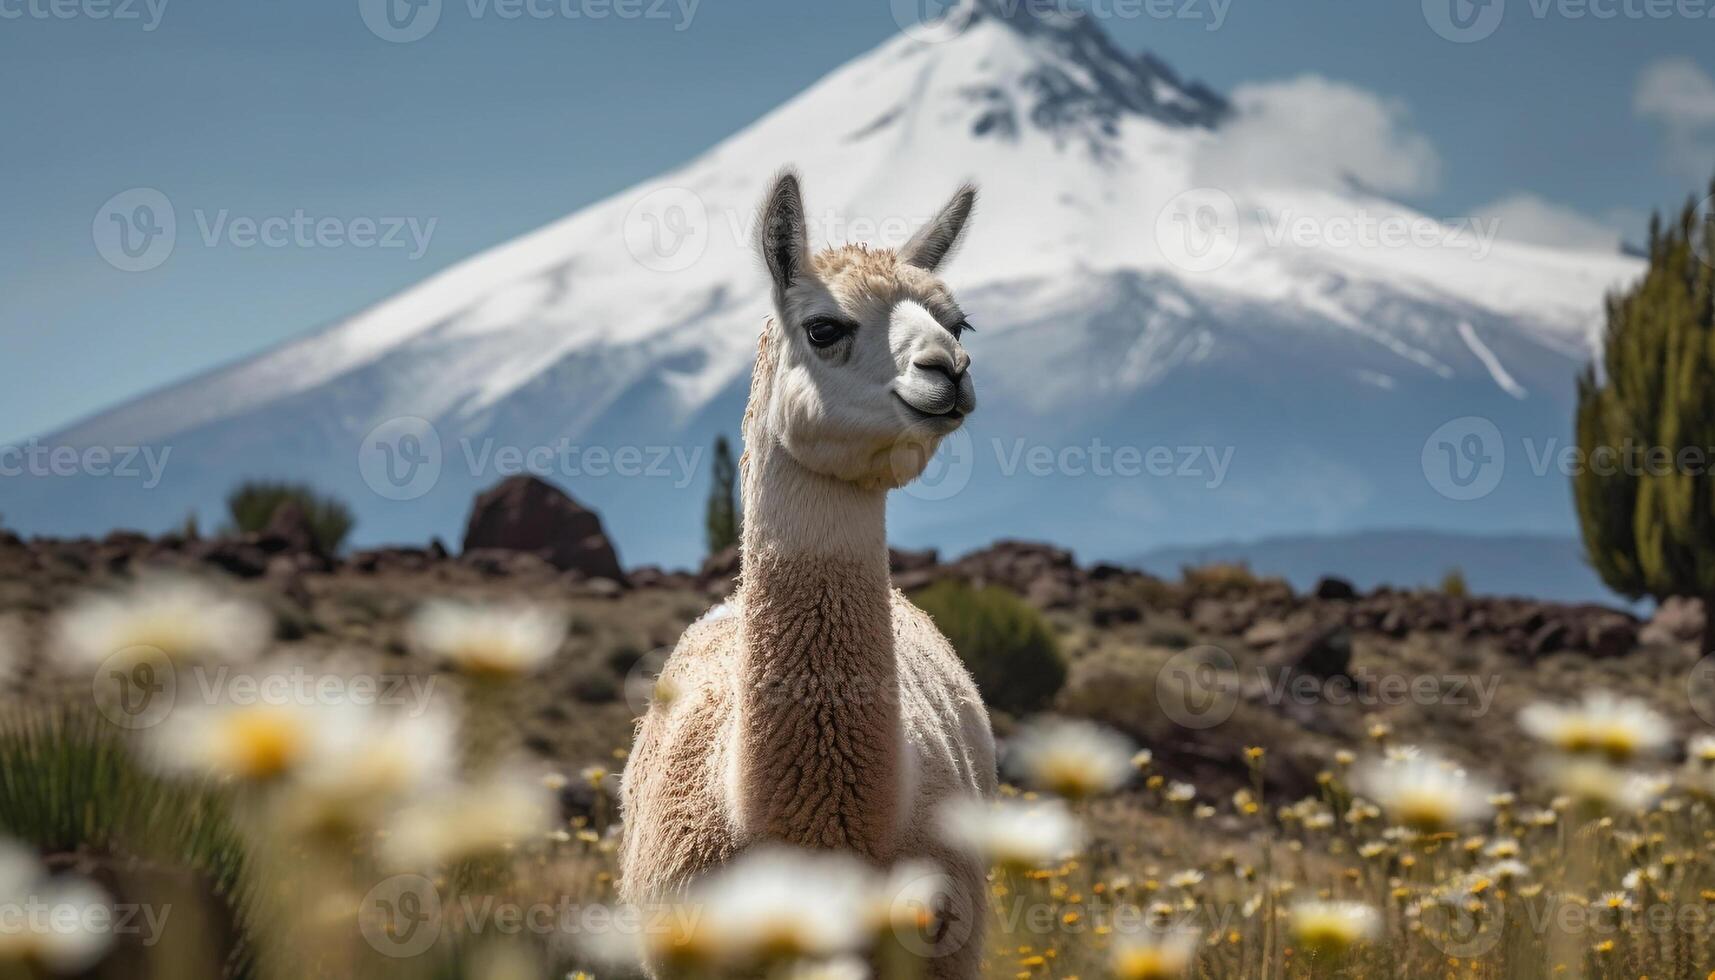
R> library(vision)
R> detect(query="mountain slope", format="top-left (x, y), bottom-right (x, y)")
top-left (17, 0), bottom-right (1642, 577)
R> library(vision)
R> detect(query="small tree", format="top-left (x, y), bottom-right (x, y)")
top-left (224, 481), bottom-right (354, 554)
top-left (705, 435), bottom-right (741, 556)
top-left (1574, 181), bottom-right (1715, 654)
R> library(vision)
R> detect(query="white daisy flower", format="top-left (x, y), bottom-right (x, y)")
top-left (382, 769), bottom-right (555, 867)
top-left (936, 797), bottom-right (1082, 871)
top-left (1353, 751), bottom-right (1495, 833)
top-left (0, 842), bottom-right (114, 973)
top-left (1110, 925), bottom-right (1200, 980)
top-left (1487, 859), bottom-right (1530, 883)
top-left (1519, 692), bottom-right (1673, 763)
top-left (148, 695), bottom-right (338, 783)
top-left (409, 600), bottom-right (566, 678)
top-left (689, 847), bottom-right (876, 965)
top-left (52, 576), bottom-right (270, 670)
top-left (1290, 900), bottom-right (1381, 957)
top-left (1166, 870), bottom-right (1204, 890)
top-left (1541, 757), bottom-right (1664, 813)
top-left (1005, 718), bottom-right (1134, 800)
top-left (277, 704), bottom-right (457, 836)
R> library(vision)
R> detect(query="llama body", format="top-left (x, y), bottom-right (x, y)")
top-left (618, 172), bottom-right (997, 978)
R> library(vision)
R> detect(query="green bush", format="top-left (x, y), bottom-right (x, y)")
top-left (0, 705), bottom-right (256, 977)
top-left (224, 480), bottom-right (354, 554)
top-left (912, 580), bottom-right (1066, 714)
top-left (1440, 567), bottom-right (1469, 598)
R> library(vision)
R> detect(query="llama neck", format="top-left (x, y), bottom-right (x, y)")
top-left (734, 441), bottom-right (902, 857)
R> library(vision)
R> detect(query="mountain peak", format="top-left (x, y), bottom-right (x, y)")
top-left (918, 0), bottom-right (1229, 133)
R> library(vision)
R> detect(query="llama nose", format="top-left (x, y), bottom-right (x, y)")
top-left (914, 351), bottom-right (969, 384)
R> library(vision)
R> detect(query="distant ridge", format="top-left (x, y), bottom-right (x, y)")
top-left (1132, 529), bottom-right (1631, 607)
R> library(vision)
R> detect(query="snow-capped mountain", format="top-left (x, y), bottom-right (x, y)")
top-left (16, 0), bottom-right (1643, 572)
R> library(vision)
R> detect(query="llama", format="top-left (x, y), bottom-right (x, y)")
top-left (618, 170), bottom-right (997, 978)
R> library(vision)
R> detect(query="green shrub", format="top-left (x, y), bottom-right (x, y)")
top-left (1181, 561), bottom-right (1260, 595)
top-left (223, 480), bottom-right (354, 554)
top-left (1440, 567), bottom-right (1469, 598)
top-left (0, 705), bottom-right (255, 976)
top-left (912, 581), bottom-right (1066, 714)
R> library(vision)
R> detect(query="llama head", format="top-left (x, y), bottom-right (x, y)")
top-left (748, 170), bottom-right (978, 489)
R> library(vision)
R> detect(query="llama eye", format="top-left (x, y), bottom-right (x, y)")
top-left (950, 318), bottom-right (973, 339)
top-left (803, 316), bottom-right (852, 349)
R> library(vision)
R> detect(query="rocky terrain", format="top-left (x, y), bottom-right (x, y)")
top-left (2, 475), bottom-right (1709, 831)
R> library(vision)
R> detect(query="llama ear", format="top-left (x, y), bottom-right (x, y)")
top-left (757, 169), bottom-right (810, 306)
top-left (900, 182), bottom-right (977, 272)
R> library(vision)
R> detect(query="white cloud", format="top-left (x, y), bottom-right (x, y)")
top-left (1470, 194), bottom-right (1622, 253)
top-left (1635, 57), bottom-right (1715, 183)
top-left (1636, 58), bottom-right (1715, 130)
top-left (1197, 75), bottom-right (1441, 197)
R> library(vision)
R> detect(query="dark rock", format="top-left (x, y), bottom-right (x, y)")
top-left (1528, 622), bottom-right (1570, 657)
top-left (1264, 623), bottom-right (1353, 680)
top-left (460, 548), bottom-right (558, 579)
top-left (894, 568), bottom-right (939, 592)
top-left (1090, 604), bottom-right (1142, 628)
top-left (1587, 618), bottom-right (1638, 659)
top-left (1377, 608), bottom-right (1408, 638)
top-left (699, 544), bottom-right (741, 582)
top-left (258, 502), bottom-right (324, 559)
top-left (889, 547), bottom-right (939, 574)
top-left (189, 539), bottom-right (268, 578)
top-left (462, 475), bottom-right (626, 584)
top-left (1025, 574), bottom-right (1076, 609)
top-left (1312, 576), bottom-right (1358, 601)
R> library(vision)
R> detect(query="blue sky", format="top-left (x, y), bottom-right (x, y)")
top-left (4, 0), bottom-right (1713, 445)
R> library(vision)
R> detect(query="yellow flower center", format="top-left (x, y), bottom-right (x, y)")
top-left (221, 710), bottom-right (305, 779)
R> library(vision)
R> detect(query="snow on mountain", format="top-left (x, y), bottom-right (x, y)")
top-left (17, 0), bottom-right (1644, 572)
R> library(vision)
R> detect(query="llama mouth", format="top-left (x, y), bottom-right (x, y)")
top-left (893, 391), bottom-right (966, 429)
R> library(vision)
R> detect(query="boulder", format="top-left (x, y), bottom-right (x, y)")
top-left (1264, 623), bottom-right (1353, 680)
top-left (462, 476), bottom-right (626, 584)
top-left (1312, 576), bottom-right (1358, 601)
top-left (1527, 621), bottom-right (1570, 658)
top-left (1587, 618), bottom-right (1638, 659)
top-left (1641, 596), bottom-right (1706, 647)
top-left (889, 547), bottom-right (939, 574)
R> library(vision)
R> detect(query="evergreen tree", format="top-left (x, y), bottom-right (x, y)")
top-left (705, 435), bottom-right (741, 556)
top-left (1574, 179), bottom-right (1715, 654)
